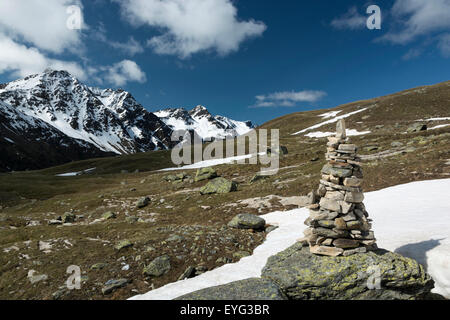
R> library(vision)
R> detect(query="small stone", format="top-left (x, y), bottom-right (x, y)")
top-left (336, 119), bottom-right (347, 139)
top-left (102, 279), bottom-right (130, 295)
top-left (333, 238), bottom-right (360, 249)
top-left (310, 245), bottom-right (344, 257)
top-left (115, 240), bottom-right (133, 250)
top-left (91, 263), bottom-right (108, 270)
top-left (125, 216), bottom-right (139, 224)
top-left (334, 218), bottom-right (347, 230)
top-left (136, 197), bottom-right (151, 208)
top-left (178, 266), bottom-right (196, 281)
top-left (62, 212), bottom-right (76, 223)
top-left (319, 197), bottom-right (341, 212)
top-left (102, 211), bottom-right (116, 220)
top-left (343, 177), bottom-right (362, 187)
top-left (344, 192), bottom-right (364, 203)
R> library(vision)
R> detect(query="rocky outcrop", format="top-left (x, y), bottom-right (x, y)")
top-left (177, 241), bottom-right (438, 300)
top-left (175, 278), bottom-right (287, 300)
top-left (261, 242), bottom-right (435, 300)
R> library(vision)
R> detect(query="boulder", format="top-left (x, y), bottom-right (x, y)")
top-left (143, 255), bottom-right (171, 277)
top-left (115, 240), bottom-right (133, 250)
top-left (174, 278), bottom-right (287, 300)
top-left (102, 211), bottom-right (116, 220)
top-left (407, 123), bottom-right (427, 133)
top-left (136, 197), bottom-right (150, 208)
top-left (195, 167), bottom-right (218, 182)
top-left (228, 214), bottom-right (266, 230)
top-left (200, 177), bottom-right (237, 195)
top-left (62, 212), bottom-right (76, 223)
top-left (261, 242), bottom-right (435, 300)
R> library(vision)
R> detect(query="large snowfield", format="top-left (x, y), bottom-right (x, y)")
top-left (130, 178), bottom-right (450, 300)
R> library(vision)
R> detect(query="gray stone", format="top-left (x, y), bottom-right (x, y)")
top-left (407, 123), bottom-right (427, 133)
top-left (136, 197), bottom-right (150, 208)
top-left (195, 167), bottom-right (218, 182)
top-left (262, 242), bottom-right (435, 300)
top-left (102, 211), bottom-right (116, 220)
top-left (174, 278), bottom-right (287, 300)
top-left (336, 119), bottom-right (347, 139)
top-left (143, 255), bottom-right (171, 277)
top-left (115, 240), bottom-right (133, 250)
top-left (62, 212), bottom-right (76, 223)
top-left (200, 177), bottom-right (237, 195)
top-left (102, 279), bottom-right (130, 295)
top-left (319, 197), bottom-right (341, 212)
top-left (178, 266), bottom-right (196, 281)
top-left (228, 214), bottom-right (266, 230)
top-left (344, 192), bottom-right (364, 203)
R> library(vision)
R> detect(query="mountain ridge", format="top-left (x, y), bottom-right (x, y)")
top-left (0, 69), bottom-right (254, 172)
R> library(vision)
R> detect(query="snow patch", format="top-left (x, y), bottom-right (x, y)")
top-left (305, 129), bottom-right (371, 138)
top-left (292, 108), bottom-right (369, 135)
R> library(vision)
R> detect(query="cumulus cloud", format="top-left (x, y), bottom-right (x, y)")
top-left (379, 0), bottom-right (450, 44)
top-left (251, 90), bottom-right (327, 108)
top-left (0, 34), bottom-right (86, 80)
top-left (103, 60), bottom-right (147, 87)
top-left (331, 6), bottom-right (367, 30)
top-left (115, 0), bottom-right (266, 58)
top-left (0, 0), bottom-right (84, 54)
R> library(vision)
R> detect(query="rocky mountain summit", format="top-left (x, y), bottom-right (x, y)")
top-left (0, 70), bottom-right (254, 172)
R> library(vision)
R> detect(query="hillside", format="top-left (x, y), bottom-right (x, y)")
top-left (0, 80), bottom-right (449, 300)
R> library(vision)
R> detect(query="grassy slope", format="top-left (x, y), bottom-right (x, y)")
top-left (0, 80), bottom-right (449, 300)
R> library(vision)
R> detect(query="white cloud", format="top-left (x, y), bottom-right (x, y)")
top-left (438, 33), bottom-right (450, 57)
top-left (103, 60), bottom-right (147, 87)
top-left (0, 0), bottom-right (84, 54)
top-left (379, 0), bottom-right (450, 44)
top-left (331, 6), bottom-right (366, 30)
top-left (109, 37), bottom-right (144, 56)
top-left (0, 34), bottom-right (86, 80)
top-left (115, 0), bottom-right (266, 58)
top-left (251, 90), bottom-right (327, 108)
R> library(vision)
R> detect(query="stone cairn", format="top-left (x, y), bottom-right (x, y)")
top-left (301, 119), bottom-right (378, 257)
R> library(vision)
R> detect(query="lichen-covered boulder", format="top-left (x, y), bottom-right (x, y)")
top-left (174, 278), bottom-right (287, 300)
top-left (200, 177), bottom-right (237, 195)
top-left (261, 242), bottom-right (435, 300)
top-left (195, 167), bottom-right (218, 182)
top-left (143, 255), bottom-right (171, 277)
top-left (228, 214), bottom-right (266, 230)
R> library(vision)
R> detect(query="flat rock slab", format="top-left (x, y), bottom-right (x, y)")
top-left (261, 242), bottom-right (435, 300)
top-left (174, 278), bottom-right (287, 300)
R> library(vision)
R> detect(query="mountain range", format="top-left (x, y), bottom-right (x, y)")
top-left (0, 70), bottom-right (254, 172)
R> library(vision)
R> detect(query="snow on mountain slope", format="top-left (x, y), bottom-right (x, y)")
top-left (0, 100), bottom-right (109, 171)
top-left (0, 70), bottom-right (255, 171)
top-left (154, 105), bottom-right (254, 141)
top-left (0, 70), bottom-right (172, 154)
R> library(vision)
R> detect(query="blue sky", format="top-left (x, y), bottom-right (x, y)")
top-left (1, 0), bottom-right (450, 125)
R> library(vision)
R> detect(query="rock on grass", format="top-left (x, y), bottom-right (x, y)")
top-left (143, 255), bottom-right (171, 277)
top-left (228, 214), bottom-right (266, 231)
top-left (200, 177), bottom-right (237, 195)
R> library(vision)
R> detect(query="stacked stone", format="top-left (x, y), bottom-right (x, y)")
top-left (302, 119), bottom-right (377, 257)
